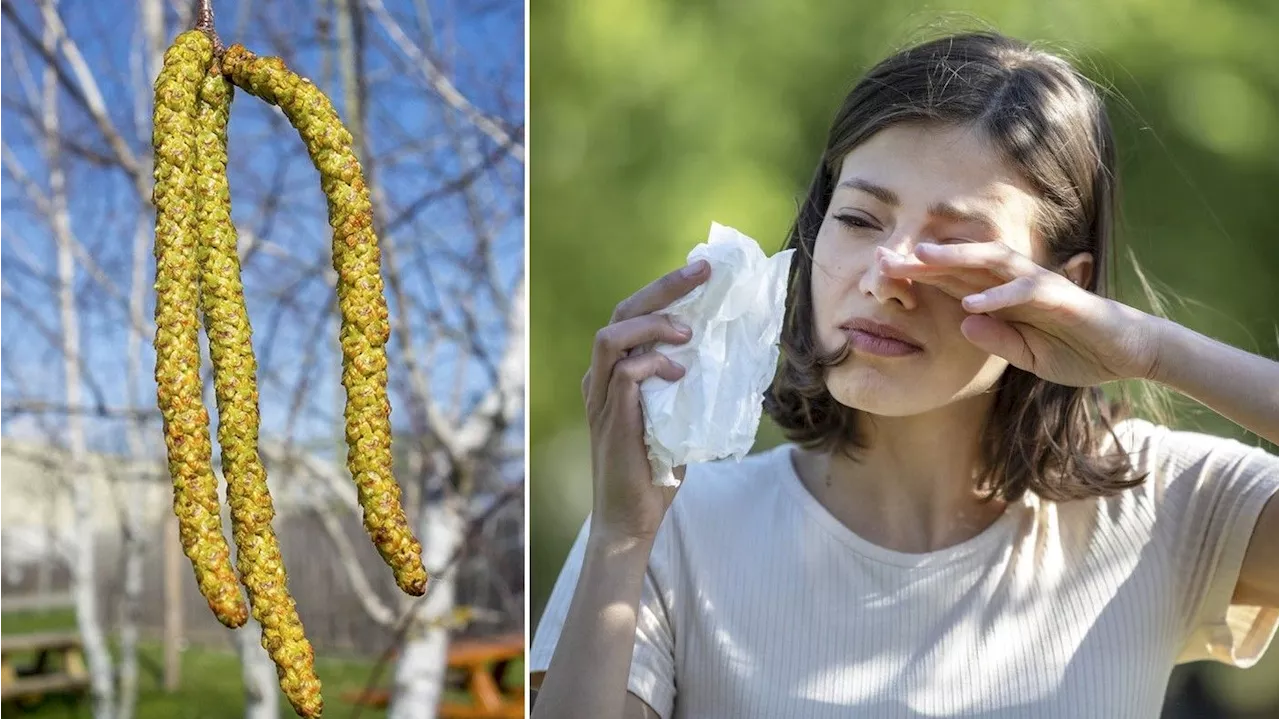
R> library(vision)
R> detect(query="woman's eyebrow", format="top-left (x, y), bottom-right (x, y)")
top-left (927, 202), bottom-right (1002, 237)
top-left (837, 177), bottom-right (899, 206)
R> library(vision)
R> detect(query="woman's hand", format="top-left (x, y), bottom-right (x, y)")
top-left (581, 260), bottom-right (710, 543)
top-left (879, 242), bottom-right (1158, 387)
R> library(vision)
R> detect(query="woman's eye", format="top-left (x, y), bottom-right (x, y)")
top-left (834, 213), bottom-right (877, 231)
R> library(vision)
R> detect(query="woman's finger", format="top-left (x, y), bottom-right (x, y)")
top-left (960, 314), bottom-right (1034, 370)
top-left (602, 350), bottom-right (687, 411)
top-left (611, 260), bottom-right (710, 323)
top-left (961, 275), bottom-right (1039, 314)
top-left (587, 314), bottom-right (692, 415)
top-left (912, 241), bottom-right (1038, 280)
top-left (881, 258), bottom-right (992, 301)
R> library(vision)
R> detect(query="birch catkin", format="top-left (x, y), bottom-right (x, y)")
top-left (154, 22), bottom-right (430, 717)
top-left (151, 29), bottom-right (248, 630)
top-left (221, 44), bottom-right (429, 597)
top-left (193, 63), bottom-right (322, 719)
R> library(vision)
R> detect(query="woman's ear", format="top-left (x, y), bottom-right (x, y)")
top-left (1061, 252), bottom-right (1094, 289)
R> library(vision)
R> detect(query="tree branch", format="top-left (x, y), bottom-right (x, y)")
top-left (3, 0), bottom-right (148, 197)
top-left (0, 400), bottom-right (162, 421)
top-left (193, 0), bottom-right (224, 54)
top-left (361, 0), bottom-right (523, 162)
top-left (308, 504), bottom-right (397, 627)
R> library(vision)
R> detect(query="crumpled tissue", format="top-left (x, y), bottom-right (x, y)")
top-left (639, 222), bottom-right (795, 487)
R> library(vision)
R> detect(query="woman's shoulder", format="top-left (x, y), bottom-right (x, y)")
top-left (1061, 416), bottom-right (1277, 523)
top-left (1100, 416), bottom-right (1277, 481)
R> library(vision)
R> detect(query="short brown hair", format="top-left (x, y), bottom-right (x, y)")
top-left (764, 31), bottom-right (1141, 502)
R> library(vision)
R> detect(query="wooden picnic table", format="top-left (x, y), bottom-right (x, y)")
top-left (1, 631), bottom-right (90, 704)
top-left (437, 633), bottom-right (523, 719)
top-left (344, 632), bottom-right (524, 718)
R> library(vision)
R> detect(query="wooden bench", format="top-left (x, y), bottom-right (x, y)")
top-left (437, 633), bottom-right (523, 719)
top-left (343, 633), bottom-right (524, 717)
top-left (1, 631), bottom-right (90, 704)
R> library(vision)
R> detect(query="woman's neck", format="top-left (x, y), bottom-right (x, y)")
top-left (793, 392), bottom-right (1010, 554)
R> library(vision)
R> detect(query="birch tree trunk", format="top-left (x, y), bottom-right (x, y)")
top-left (116, 4), bottom-right (167, 714)
top-left (389, 496), bottom-right (467, 719)
top-left (41, 0), bottom-right (115, 714)
top-left (234, 618), bottom-right (281, 719)
top-left (116, 220), bottom-right (148, 719)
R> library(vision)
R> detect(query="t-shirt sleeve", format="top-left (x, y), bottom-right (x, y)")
top-left (1126, 420), bottom-right (1280, 666)
top-left (529, 514), bottom-right (679, 717)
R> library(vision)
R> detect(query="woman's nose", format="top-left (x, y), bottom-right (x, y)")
top-left (859, 246), bottom-right (917, 310)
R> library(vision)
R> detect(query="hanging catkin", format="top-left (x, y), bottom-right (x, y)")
top-left (154, 13), bottom-right (432, 714)
top-left (220, 43), bottom-right (428, 597)
top-left (193, 62), bottom-right (322, 719)
top-left (152, 29), bottom-right (248, 630)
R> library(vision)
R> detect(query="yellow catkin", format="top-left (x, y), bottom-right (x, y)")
top-left (152, 29), bottom-right (248, 630)
top-left (221, 44), bottom-right (428, 597)
top-left (194, 62), bottom-right (322, 719)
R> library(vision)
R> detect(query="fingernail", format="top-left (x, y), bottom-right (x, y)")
top-left (681, 260), bottom-right (706, 278)
top-left (963, 293), bottom-right (986, 308)
top-left (673, 321), bottom-right (693, 336)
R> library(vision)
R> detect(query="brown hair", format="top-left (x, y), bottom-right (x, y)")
top-left (764, 31), bottom-right (1143, 502)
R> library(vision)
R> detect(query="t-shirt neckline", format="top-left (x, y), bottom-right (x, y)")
top-left (772, 443), bottom-right (1024, 569)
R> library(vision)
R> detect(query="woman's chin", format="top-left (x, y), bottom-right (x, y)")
top-left (826, 367), bottom-right (938, 417)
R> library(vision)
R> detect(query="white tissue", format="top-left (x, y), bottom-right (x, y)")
top-left (639, 222), bottom-right (796, 487)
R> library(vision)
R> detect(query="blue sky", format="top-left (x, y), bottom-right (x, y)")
top-left (1, 0), bottom-right (524, 463)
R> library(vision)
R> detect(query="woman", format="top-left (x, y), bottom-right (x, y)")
top-left (529, 31), bottom-right (1278, 719)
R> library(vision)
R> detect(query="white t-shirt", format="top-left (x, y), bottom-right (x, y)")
top-left (530, 419), bottom-right (1279, 718)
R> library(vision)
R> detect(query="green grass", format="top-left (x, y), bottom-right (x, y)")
top-left (4, 610), bottom-right (526, 718)
top-left (3, 607), bottom-right (79, 634)
top-left (3, 640), bottom-right (389, 718)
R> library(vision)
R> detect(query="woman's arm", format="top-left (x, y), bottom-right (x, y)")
top-left (879, 244), bottom-right (1279, 609)
top-left (531, 532), bottom-right (663, 719)
top-left (1148, 316), bottom-right (1279, 445)
top-left (1148, 317), bottom-right (1279, 609)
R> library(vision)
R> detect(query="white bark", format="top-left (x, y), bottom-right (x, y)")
top-left (116, 5), bottom-right (164, 715)
top-left (389, 497), bottom-right (467, 719)
top-left (40, 1), bottom-right (114, 716)
top-left (114, 204), bottom-right (151, 719)
top-left (234, 618), bottom-right (281, 719)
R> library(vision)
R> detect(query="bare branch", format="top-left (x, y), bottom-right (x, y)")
top-left (453, 272), bottom-right (525, 452)
top-left (193, 0), bottom-right (224, 54)
top-left (380, 141), bottom-right (511, 234)
top-left (308, 505), bottom-right (397, 626)
top-left (0, 400), bottom-right (162, 421)
top-left (0, 281), bottom-right (112, 410)
top-left (6, 1), bottom-right (148, 195)
top-left (361, 0), bottom-right (523, 162)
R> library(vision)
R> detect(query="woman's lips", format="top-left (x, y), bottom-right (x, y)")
top-left (842, 328), bottom-right (923, 357)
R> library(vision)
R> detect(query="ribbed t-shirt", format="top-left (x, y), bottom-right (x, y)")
top-left (530, 419), bottom-right (1279, 718)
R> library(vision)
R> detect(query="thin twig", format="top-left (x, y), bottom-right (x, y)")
top-left (194, 0), bottom-right (223, 54)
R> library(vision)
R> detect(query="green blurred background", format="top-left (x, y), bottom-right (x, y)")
top-left (530, 0), bottom-right (1277, 714)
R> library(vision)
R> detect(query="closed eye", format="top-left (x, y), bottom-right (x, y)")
top-left (833, 213), bottom-right (878, 231)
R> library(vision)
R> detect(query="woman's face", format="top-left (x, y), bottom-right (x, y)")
top-left (811, 122), bottom-right (1044, 416)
